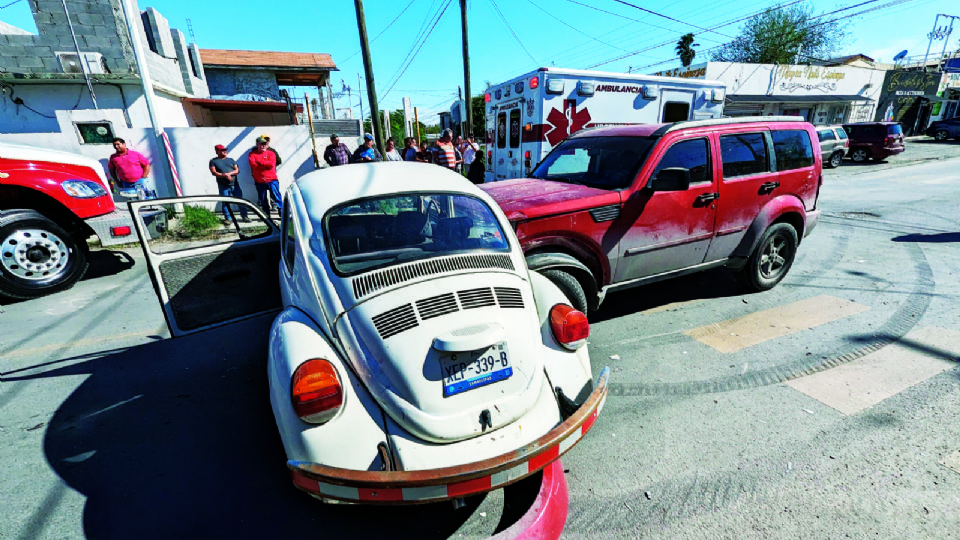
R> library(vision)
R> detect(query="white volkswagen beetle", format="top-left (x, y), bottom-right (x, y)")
top-left (130, 162), bottom-right (608, 506)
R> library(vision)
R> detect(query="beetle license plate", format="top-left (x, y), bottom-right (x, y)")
top-left (440, 342), bottom-right (512, 397)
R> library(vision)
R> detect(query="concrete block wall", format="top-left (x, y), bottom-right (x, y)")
top-left (171, 29), bottom-right (207, 97)
top-left (0, 0), bottom-right (134, 74)
top-left (0, 0), bottom-right (203, 97)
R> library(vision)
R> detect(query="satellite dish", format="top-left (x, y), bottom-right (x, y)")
top-left (893, 50), bottom-right (908, 61)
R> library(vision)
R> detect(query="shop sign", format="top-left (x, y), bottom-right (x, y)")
top-left (776, 65), bottom-right (846, 92)
top-left (651, 65), bottom-right (707, 79)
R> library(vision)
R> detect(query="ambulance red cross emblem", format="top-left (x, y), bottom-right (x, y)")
top-left (544, 99), bottom-right (592, 146)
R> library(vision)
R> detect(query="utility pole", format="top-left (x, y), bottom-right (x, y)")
top-left (460, 0), bottom-right (473, 138)
top-left (354, 0), bottom-right (385, 153)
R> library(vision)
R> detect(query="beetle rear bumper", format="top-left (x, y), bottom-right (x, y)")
top-left (288, 367), bottom-right (609, 504)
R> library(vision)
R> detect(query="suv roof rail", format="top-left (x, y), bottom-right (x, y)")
top-left (663, 116), bottom-right (805, 134)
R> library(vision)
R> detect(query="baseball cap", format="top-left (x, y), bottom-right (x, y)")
top-left (363, 133), bottom-right (374, 141)
top-left (259, 133), bottom-right (271, 140)
top-left (214, 144), bottom-right (227, 151)
top-left (256, 137), bottom-right (268, 144)
top-left (330, 133), bottom-right (339, 139)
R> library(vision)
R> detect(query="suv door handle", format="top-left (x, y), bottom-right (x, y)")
top-left (760, 181), bottom-right (780, 192)
top-left (696, 192), bottom-right (719, 203)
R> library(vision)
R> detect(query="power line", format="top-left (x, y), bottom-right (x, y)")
top-left (608, 0), bottom-right (736, 39)
top-left (379, 0), bottom-right (454, 103)
top-left (525, 0), bottom-right (630, 53)
top-left (487, 0), bottom-right (539, 65)
top-left (340, 0), bottom-right (417, 64)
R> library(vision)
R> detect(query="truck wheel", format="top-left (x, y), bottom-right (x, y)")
top-left (541, 269), bottom-right (588, 314)
top-left (850, 148), bottom-right (869, 162)
top-left (934, 130), bottom-right (949, 142)
top-left (827, 151), bottom-right (843, 169)
top-left (0, 210), bottom-right (89, 300)
top-left (737, 223), bottom-right (798, 292)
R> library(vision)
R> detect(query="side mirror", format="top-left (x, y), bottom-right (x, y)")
top-left (648, 167), bottom-right (691, 192)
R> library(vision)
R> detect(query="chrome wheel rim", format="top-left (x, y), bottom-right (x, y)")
top-left (758, 234), bottom-right (789, 278)
top-left (1, 228), bottom-right (71, 281)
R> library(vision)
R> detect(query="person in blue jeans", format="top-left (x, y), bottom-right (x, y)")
top-left (209, 144), bottom-right (249, 223)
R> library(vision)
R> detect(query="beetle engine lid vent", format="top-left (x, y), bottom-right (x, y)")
top-left (416, 293), bottom-right (459, 320)
top-left (495, 287), bottom-right (524, 308)
top-left (457, 287), bottom-right (496, 309)
top-left (352, 253), bottom-right (514, 299)
top-left (371, 303), bottom-right (418, 339)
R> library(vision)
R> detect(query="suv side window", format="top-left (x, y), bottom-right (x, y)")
top-left (651, 138), bottom-right (711, 184)
top-left (817, 129), bottom-right (836, 142)
top-left (771, 130), bottom-right (814, 171)
top-left (836, 128), bottom-right (848, 140)
top-left (720, 133), bottom-right (768, 178)
top-left (281, 201), bottom-right (296, 274)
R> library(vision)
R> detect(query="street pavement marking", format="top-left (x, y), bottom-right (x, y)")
top-left (942, 450), bottom-right (960, 475)
top-left (787, 326), bottom-right (959, 416)
top-left (683, 295), bottom-right (869, 353)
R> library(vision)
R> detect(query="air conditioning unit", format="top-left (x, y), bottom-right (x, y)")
top-left (57, 52), bottom-right (109, 75)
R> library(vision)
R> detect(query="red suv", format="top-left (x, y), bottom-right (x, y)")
top-left (481, 117), bottom-right (822, 312)
top-left (842, 121), bottom-right (905, 162)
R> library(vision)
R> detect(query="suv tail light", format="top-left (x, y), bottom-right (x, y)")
top-left (291, 359), bottom-right (343, 424)
top-left (884, 136), bottom-right (894, 146)
top-left (550, 304), bottom-right (589, 350)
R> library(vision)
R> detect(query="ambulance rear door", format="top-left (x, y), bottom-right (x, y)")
top-left (660, 88), bottom-right (696, 122)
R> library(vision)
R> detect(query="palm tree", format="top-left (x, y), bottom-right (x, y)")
top-left (675, 33), bottom-right (699, 67)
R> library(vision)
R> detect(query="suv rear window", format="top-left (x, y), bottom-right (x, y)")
top-left (817, 129), bottom-right (836, 141)
top-left (531, 136), bottom-right (654, 190)
top-left (771, 130), bottom-right (814, 171)
top-left (720, 133), bottom-right (768, 178)
top-left (836, 128), bottom-right (848, 140)
top-left (887, 124), bottom-right (903, 135)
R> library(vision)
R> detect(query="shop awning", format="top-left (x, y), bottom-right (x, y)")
top-left (726, 94), bottom-right (874, 103)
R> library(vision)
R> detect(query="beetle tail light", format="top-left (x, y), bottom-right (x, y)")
top-left (291, 359), bottom-right (343, 424)
top-left (550, 304), bottom-right (589, 350)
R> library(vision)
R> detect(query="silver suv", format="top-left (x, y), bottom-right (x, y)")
top-left (816, 125), bottom-right (848, 168)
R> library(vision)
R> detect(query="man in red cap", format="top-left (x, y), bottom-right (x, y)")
top-left (209, 144), bottom-right (248, 223)
top-left (248, 136), bottom-right (282, 217)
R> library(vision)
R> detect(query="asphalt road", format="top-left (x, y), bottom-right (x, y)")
top-left (2, 137), bottom-right (960, 539)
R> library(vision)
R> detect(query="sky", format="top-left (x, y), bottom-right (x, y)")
top-left (1, 0), bottom-right (954, 123)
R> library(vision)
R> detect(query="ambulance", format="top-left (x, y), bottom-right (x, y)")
top-left (483, 67), bottom-right (727, 182)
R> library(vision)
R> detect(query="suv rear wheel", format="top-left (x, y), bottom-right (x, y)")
top-left (738, 223), bottom-right (798, 292)
top-left (541, 269), bottom-right (588, 314)
top-left (934, 129), bottom-right (950, 142)
top-left (850, 148), bottom-right (869, 162)
top-left (826, 151), bottom-right (843, 169)
top-left (0, 209), bottom-right (89, 300)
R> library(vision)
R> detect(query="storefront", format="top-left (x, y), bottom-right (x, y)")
top-left (873, 70), bottom-right (941, 135)
top-left (930, 70), bottom-right (960, 122)
top-left (652, 62), bottom-right (886, 125)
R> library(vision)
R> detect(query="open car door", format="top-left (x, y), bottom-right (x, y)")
top-left (129, 197), bottom-right (281, 337)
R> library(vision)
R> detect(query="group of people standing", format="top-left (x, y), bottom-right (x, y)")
top-left (321, 129), bottom-right (484, 184)
top-left (208, 133), bottom-right (283, 222)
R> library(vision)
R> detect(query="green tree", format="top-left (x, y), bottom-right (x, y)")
top-left (675, 33), bottom-right (698, 67)
top-left (711, 4), bottom-right (846, 64)
top-left (470, 95), bottom-right (486, 140)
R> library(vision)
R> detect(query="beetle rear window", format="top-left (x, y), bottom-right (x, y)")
top-left (324, 193), bottom-right (510, 276)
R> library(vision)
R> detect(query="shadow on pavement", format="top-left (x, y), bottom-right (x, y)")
top-left (82, 249), bottom-right (137, 281)
top-left (846, 332), bottom-right (960, 363)
top-left (891, 232), bottom-right (960, 243)
top-left (7, 316), bottom-right (528, 539)
top-left (590, 267), bottom-right (743, 323)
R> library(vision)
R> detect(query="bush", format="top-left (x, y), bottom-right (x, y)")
top-left (178, 205), bottom-right (220, 237)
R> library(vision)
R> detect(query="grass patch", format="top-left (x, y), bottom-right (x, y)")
top-left (177, 205), bottom-right (221, 238)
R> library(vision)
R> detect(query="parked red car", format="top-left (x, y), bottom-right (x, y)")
top-left (842, 121), bottom-right (905, 162)
top-left (481, 117), bottom-right (822, 312)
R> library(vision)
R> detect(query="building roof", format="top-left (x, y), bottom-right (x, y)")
top-left (199, 49), bottom-right (337, 71)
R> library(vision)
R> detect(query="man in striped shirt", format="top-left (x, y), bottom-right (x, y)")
top-left (432, 129), bottom-right (457, 170)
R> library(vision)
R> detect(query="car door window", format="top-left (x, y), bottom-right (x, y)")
top-left (496, 112), bottom-right (506, 149)
top-left (509, 109), bottom-right (521, 148)
top-left (138, 200), bottom-right (272, 255)
top-left (771, 130), bottom-right (814, 171)
top-left (817, 129), bottom-right (836, 142)
top-left (650, 138), bottom-right (711, 184)
top-left (719, 133), bottom-right (768, 178)
top-left (836, 128), bottom-right (848, 140)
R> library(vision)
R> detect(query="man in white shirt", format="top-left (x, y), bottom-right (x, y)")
top-left (461, 135), bottom-right (479, 177)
